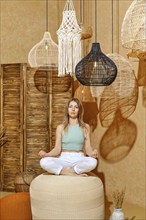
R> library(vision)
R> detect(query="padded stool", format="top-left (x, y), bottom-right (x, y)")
top-left (30, 174), bottom-right (105, 220)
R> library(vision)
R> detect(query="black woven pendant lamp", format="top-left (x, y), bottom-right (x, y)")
top-left (75, 0), bottom-right (117, 86)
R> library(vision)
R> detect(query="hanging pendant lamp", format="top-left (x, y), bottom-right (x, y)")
top-left (75, 0), bottom-right (117, 86)
top-left (57, 0), bottom-right (81, 76)
top-left (121, 0), bottom-right (146, 52)
top-left (28, 1), bottom-right (58, 69)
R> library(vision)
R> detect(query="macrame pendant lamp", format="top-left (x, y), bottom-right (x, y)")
top-left (57, 0), bottom-right (81, 76)
top-left (75, 0), bottom-right (117, 86)
top-left (28, 1), bottom-right (58, 69)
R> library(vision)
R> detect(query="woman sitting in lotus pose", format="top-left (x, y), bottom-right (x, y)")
top-left (38, 98), bottom-right (98, 176)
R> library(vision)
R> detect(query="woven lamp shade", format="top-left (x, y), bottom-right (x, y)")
top-left (80, 23), bottom-right (93, 40)
top-left (99, 109), bottom-right (137, 163)
top-left (74, 84), bottom-right (96, 103)
top-left (99, 83), bottom-right (138, 127)
top-left (28, 32), bottom-right (58, 69)
top-left (107, 53), bottom-right (137, 98)
top-left (75, 43), bottom-right (117, 86)
top-left (121, 0), bottom-right (146, 52)
top-left (91, 53), bottom-right (137, 98)
top-left (127, 50), bottom-right (146, 86)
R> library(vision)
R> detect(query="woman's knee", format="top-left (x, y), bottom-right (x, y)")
top-left (40, 157), bottom-right (52, 169)
top-left (88, 157), bottom-right (98, 169)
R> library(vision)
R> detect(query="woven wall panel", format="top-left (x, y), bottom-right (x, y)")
top-left (25, 68), bottom-right (49, 172)
top-left (0, 64), bottom-right (72, 191)
top-left (0, 64), bottom-right (22, 191)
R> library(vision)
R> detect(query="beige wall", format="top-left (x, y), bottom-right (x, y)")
top-left (0, 0), bottom-right (145, 208)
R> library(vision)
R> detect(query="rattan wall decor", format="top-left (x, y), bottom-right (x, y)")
top-left (57, 0), bottom-right (81, 76)
top-left (0, 64), bottom-right (71, 191)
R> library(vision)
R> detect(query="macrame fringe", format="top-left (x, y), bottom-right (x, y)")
top-left (58, 37), bottom-right (81, 76)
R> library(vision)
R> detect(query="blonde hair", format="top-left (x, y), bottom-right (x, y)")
top-left (62, 98), bottom-right (86, 132)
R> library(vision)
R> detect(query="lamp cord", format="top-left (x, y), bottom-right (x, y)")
top-left (46, 0), bottom-right (48, 31)
top-left (95, 0), bottom-right (97, 42)
top-left (112, 0), bottom-right (114, 53)
top-left (80, 0), bottom-right (84, 23)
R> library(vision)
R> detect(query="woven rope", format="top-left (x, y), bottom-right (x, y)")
top-left (121, 0), bottom-right (146, 51)
top-left (28, 32), bottom-right (58, 69)
top-left (57, 0), bottom-right (81, 76)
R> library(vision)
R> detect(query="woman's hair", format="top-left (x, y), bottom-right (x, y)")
top-left (62, 98), bottom-right (86, 131)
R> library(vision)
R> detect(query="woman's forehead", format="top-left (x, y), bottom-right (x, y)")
top-left (69, 101), bottom-right (78, 106)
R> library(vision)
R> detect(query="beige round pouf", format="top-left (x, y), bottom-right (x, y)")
top-left (30, 174), bottom-right (105, 220)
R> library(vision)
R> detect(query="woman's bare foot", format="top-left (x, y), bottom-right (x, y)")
top-left (60, 167), bottom-right (78, 176)
top-left (60, 168), bottom-right (88, 176)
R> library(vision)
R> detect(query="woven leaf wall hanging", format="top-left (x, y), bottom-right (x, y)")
top-left (57, 0), bottom-right (81, 76)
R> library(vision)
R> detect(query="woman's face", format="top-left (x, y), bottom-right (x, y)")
top-left (68, 101), bottom-right (79, 119)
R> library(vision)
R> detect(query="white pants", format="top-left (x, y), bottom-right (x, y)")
top-left (40, 152), bottom-right (97, 175)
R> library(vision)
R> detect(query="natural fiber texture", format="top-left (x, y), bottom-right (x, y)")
top-left (30, 174), bottom-right (105, 220)
top-left (80, 23), bottom-right (93, 40)
top-left (0, 64), bottom-right (72, 191)
top-left (0, 64), bottom-right (22, 191)
top-left (106, 53), bottom-right (136, 98)
top-left (99, 109), bottom-right (137, 163)
top-left (75, 43), bottom-right (117, 86)
top-left (99, 83), bottom-right (138, 127)
top-left (90, 51), bottom-right (138, 98)
top-left (127, 50), bottom-right (146, 86)
top-left (121, 0), bottom-right (146, 52)
top-left (90, 86), bottom-right (104, 98)
top-left (57, 0), bottom-right (81, 76)
top-left (34, 69), bottom-right (71, 93)
top-left (0, 127), bottom-right (7, 148)
top-left (28, 32), bottom-right (58, 69)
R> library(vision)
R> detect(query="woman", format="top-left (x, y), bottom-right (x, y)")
top-left (38, 98), bottom-right (98, 176)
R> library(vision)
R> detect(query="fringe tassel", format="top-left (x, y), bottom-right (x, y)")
top-left (58, 35), bottom-right (81, 76)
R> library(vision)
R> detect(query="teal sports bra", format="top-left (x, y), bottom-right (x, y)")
top-left (62, 124), bottom-right (85, 151)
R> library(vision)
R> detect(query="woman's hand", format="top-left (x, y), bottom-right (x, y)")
top-left (90, 149), bottom-right (98, 158)
top-left (38, 150), bottom-right (48, 158)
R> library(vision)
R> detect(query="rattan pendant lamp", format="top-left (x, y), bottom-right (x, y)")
top-left (121, 0), bottom-right (146, 87)
top-left (28, 0), bottom-right (58, 69)
top-left (75, 0), bottom-right (117, 86)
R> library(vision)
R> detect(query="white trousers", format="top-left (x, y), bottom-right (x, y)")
top-left (40, 152), bottom-right (97, 175)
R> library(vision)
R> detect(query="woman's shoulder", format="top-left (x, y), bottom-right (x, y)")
top-left (56, 124), bottom-right (64, 131)
top-left (84, 123), bottom-right (90, 129)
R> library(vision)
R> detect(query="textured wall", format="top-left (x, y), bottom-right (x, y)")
top-left (0, 0), bottom-right (145, 208)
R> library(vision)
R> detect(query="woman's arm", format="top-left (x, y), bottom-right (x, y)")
top-left (38, 124), bottom-right (63, 157)
top-left (84, 124), bottom-right (98, 158)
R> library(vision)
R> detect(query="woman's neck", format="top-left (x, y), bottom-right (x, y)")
top-left (69, 118), bottom-right (79, 126)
